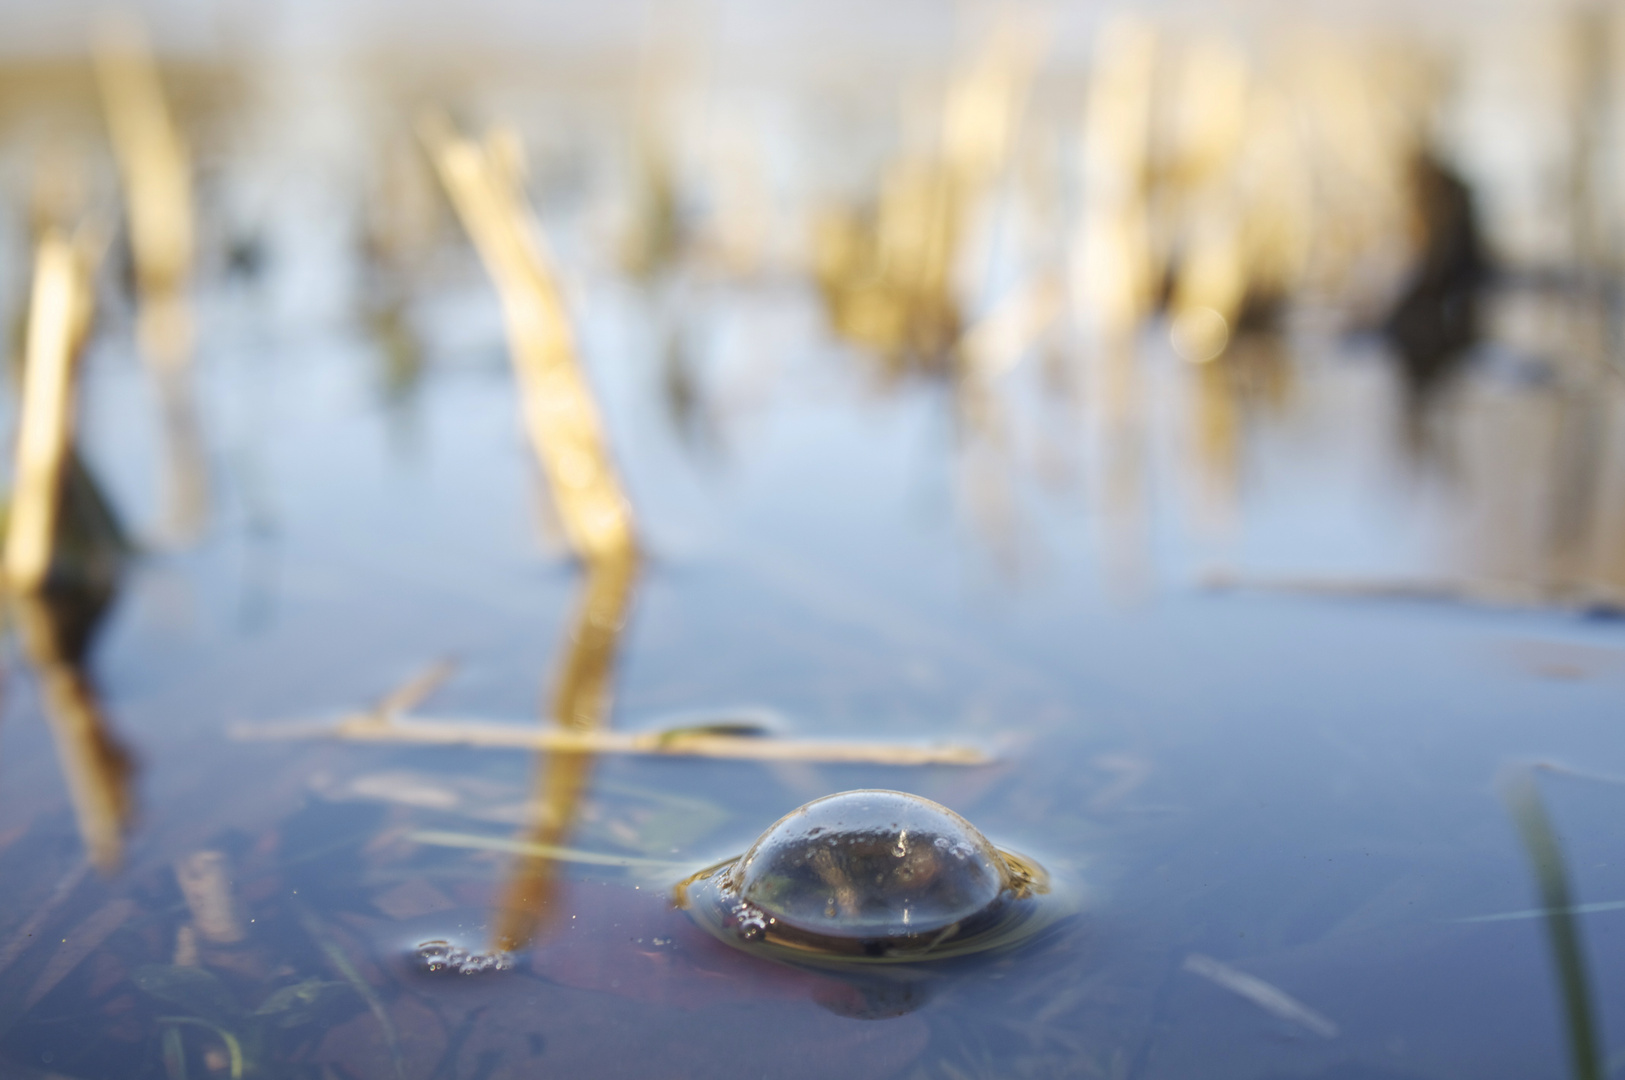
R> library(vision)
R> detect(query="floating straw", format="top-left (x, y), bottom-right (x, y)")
top-left (421, 113), bottom-right (636, 561)
top-left (232, 713), bottom-right (990, 766)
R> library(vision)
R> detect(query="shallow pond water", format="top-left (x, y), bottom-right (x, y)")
top-left (2, 13), bottom-right (1625, 1079)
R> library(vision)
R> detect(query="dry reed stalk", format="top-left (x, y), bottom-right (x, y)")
top-left (1073, 17), bottom-right (1158, 351)
top-left (173, 850), bottom-right (247, 943)
top-left (92, 13), bottom-right (193, 371)
top-left (6, 233), bottom-right (91, 593)
top-left (232, 713), bottom-right (990, 766)
top-left (421, 114), bottom-right (635, 561)
top-left (0, 863), bottom-right (89, 978)
top-left (960, 275), bottom-right (1067, 379)
top-left (366, 657), bottom-right (459, 722)
top-left (814, 21), bottom-right (1042, 367)
top-left (24, 898), bottom-right (135, 1010)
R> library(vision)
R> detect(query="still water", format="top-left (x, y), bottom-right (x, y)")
top-left (3, 10), bottom-right (1625, 1078)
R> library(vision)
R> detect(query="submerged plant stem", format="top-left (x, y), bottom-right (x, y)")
top-left (156, 1018), bottom-right (241, 1080)
top-left (233, 715), bottom-right (989, 765)
top-left (1501, 769), bottom-right (1603, 1080)
top-left (160, 1023), bottom-right (187, 1080)
top-left (293, 902), bottom-right (404, 1080)
top-left (407, 830), bottom-right (684, 867)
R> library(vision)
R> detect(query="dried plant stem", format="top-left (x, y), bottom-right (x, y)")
top-left (6, 234), bottom-right (88, 593)
top-left (409, 830), bottom-right (680, 868)
top-left (421, 113), bottom-right (635, 561)
top-left (371, 657), bottom-right (459, 721)
top-left (233, 714), bottom-right (990, 766)
top-left (0, 862), bottom-right (89, 978)
top-left (25, 898), bottom-right (135, 1009)
top-left (1199, 569), bottom-right (1609, 612)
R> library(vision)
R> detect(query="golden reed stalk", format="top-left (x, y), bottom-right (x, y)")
top-left (6, 233), bottom-right (93, 593)
top-left (421, 114), bottom-right (636, 561)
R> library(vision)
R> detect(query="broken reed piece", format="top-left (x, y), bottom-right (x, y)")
top-left (92, 11), bottom-right (194, 371)
top-left (173, 850), bottom-right (247, 944)
top-left (366, 656), bottom-right (460, 723)
top-left (6, 232), bottom-right (93, 594)
top-left (420, 112), bottom-right (636, 562)
top-left (232, 714), bottom-right (991, 767)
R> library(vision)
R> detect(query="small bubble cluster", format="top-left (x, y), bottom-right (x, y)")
top-left (415, 939), bottom-right (513, 975)
top-left (730, 901), bottom-right (775, 941)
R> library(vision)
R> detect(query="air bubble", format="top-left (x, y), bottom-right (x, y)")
top-left (414, 939), bottom-right (513, 976)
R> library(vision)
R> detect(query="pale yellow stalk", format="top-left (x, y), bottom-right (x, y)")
top-left (7, 234), bottom-right (86, 593)
top-left (422, 115), bottom-right (636, 561)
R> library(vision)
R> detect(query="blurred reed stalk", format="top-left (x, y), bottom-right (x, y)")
top-left (421, 114), bottom-right (637, 562)
top-left (1073, 16), bottom-right (1158, 361)
top-left (92, 13), bottom-right (194, 372)
top-left (813, 20), bottom-right (1042, 369)
top-left (94, 14), bottom-right (208, 546)
top-left (235, 712), bottom-right (986, 766)
top-left (372, 111), bottom-right (640, 944)
top-left (5, 230), bottom-right (135, 874)
top-left (6, 232), bottom-right (95, 593)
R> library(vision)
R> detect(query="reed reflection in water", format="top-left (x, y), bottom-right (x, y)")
top-left (493, 547), bottom-right (640, 953)
top-left (7, 227), bottom-right (135, 875)
top-left (2, 6), bottom-right (1625, 1077)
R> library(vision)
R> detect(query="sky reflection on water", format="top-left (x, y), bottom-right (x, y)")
top-left (1, 4), bottom-right (1625, 1078)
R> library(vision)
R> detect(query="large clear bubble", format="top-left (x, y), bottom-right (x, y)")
top-left (679, 789), bottom-right (1052, 963)
top-left (732, 790), bottom-right (1010, 940)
